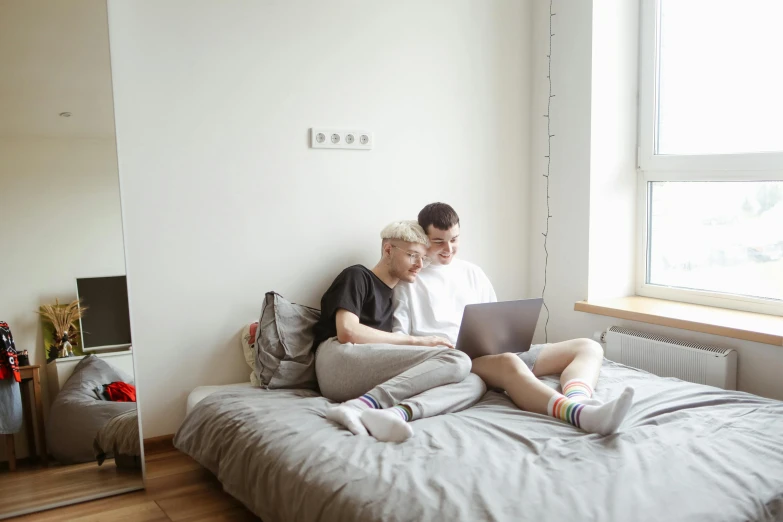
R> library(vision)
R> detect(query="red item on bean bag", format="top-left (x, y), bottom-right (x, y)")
top-left (105, 381), bottom-right (136, 402)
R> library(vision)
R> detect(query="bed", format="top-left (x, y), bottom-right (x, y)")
top-left (94, 409), bottom-right (141, 469)
top-left (174, 356), bottom-right (783, 522)
top-left (185, 382), bottom-right (256, 416)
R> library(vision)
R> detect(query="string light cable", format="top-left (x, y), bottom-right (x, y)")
top-left (541, 0), bottom-right (555, 343)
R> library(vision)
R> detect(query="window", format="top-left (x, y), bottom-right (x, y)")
top-left (656, 1), bottom-right (783, 156)
top-left (647, 181), bottom-right (783, 301)
top-left (638, 0), bottom-right (783, 315)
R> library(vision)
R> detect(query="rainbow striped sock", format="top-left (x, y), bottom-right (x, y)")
top-left (548, 388), bottom-right (635, 435)
top-left (563, 379), bottom-right (594, 401)
top-left (348, 394), bottom-right (380, 410)
top-left (390, 404), bottom-right (412, 422)
top-left (547, 395), bottom-right (586, 429)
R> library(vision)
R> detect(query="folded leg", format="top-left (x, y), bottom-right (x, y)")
top-left (360, 375), bottom-right (486, 442)
top-left (315, 337), bottom-right (472, 439)
top-left (315, 337), bottom-right (472, 406)
top-left (403, 373), bottom-right (487, 420)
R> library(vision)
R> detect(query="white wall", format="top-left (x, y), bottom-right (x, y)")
top-left (528, 0), bottom-right (783, 401)
top-left (0, 137), bottom-right (125, 459)
top-left (108, 0), bottom-right (532, 437)
top-left (588, 0), bottom-right (638, 301)
top-left (0, 0), bottom-right (116, 139)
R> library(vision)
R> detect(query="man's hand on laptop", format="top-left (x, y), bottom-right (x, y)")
top-left (411, 335), bottom-right (455, 349)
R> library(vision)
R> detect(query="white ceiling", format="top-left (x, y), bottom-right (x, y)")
top-left (0, 0), bottom-right (116, 138)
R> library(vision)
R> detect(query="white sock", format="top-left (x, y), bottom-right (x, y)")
top-left (571, 396), bottom-right (603, 406)
top-left (360, 408), bottom-right (414, 443)
top-left (325, 399), bottom-right (371, 436)
top-left (548, 387), bottom-right (634, 435)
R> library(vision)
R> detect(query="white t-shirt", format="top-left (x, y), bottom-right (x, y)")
top-left (393, 258), bottom-right (497, 345)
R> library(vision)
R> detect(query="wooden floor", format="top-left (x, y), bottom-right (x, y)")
top-left (5, 450), bottom-right (259, 521)
top-left (0, 459), bottom-right (143, 519)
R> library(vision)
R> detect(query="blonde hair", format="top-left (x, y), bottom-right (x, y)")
top-left (380, 220), bottom-right (429, 246)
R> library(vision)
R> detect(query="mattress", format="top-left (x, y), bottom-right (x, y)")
top-left (174, 359), bottom-right (783, 522)
top-left (185, 382), bottom-right (256, 416)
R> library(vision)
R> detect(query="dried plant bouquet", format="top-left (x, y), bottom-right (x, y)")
top-left (38, 298), bottom-right (88, 359)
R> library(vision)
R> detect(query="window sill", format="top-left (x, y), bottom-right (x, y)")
top-left (574, 296), bottom-right (783, 347)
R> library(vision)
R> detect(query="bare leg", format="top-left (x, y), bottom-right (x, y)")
top-left (530, 338), bottom-right (604, 389)
top-left (472, 351), bottom-right (634, 435)
top-left (471, 353), bottom-right (556, 415)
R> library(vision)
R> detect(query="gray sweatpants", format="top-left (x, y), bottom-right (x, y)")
top-left (315, 337), bottom-right (486, 421)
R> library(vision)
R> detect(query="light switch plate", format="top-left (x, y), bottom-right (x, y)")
top-left (311, 128), bottom-right (373, 150)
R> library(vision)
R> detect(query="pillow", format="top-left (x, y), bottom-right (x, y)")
top-left (240, 322), bottom-right (261, 386)
top-left (254, 292), bottom-right (321, 390)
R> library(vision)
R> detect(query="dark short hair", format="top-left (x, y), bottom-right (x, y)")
top-left (418, 202), bottom-right (460, 233)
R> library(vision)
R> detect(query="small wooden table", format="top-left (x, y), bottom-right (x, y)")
top-left (3, 365), bottom-right (48, 471)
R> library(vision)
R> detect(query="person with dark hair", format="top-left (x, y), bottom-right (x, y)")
top-left (393, 203), bottom-right (634, 435)
top-left (314, 220), bottom-right (486, 442)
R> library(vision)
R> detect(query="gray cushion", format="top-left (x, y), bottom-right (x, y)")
top-left (46, 355), bottom-right (136, 464)
top-left (254, 292), bottom-right (320, 390)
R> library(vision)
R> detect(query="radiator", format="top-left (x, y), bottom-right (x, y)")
top-left (601, 326), bottom-right (738, 390)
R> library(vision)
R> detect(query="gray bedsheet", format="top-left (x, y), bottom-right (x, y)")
top-left (174, 359), bottom-right (783, 522)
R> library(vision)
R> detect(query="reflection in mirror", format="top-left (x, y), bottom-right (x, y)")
top-left (0, 0), bottom-right (144, 518)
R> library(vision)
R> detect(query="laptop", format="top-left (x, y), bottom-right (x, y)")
top-left (455, 298), bottom-right (544, 359)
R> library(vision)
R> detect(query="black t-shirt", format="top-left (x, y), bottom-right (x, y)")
top-left (311, 265), bottom-right (394, 349)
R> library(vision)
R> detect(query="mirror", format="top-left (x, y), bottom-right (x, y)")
top-left (0, 0), bottom-right (144, 518)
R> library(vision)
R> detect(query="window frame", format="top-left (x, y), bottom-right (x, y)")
top-left (636, 0), bottom-right (783, 317)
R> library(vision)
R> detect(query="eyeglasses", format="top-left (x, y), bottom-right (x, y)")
top-left (391, 245), bottom-right (432, 268)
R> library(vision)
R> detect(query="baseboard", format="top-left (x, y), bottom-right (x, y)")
top-left (143, 434), bottom-right (175, 455)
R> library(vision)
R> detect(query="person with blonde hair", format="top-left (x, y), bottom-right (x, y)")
top-left (313, 220), bottom-right (486, 442)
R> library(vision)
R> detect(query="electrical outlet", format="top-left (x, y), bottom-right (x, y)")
top-left (310, 128), bottom-right (372, 150)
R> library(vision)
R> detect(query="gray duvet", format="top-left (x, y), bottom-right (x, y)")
top-left (174, 359), bottom-right (783, 522)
